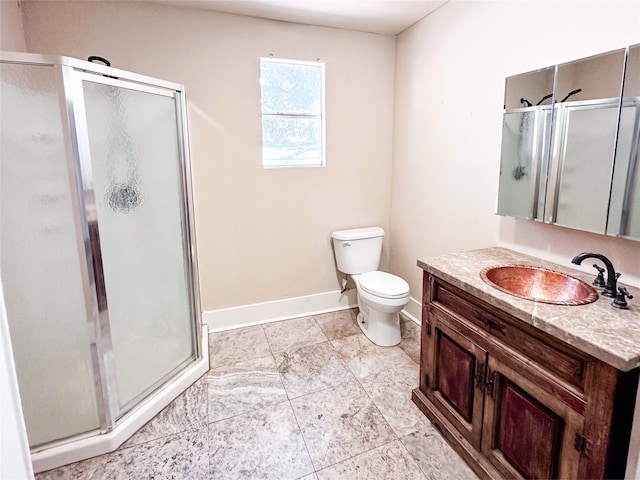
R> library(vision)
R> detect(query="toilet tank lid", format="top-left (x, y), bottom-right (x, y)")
top-left (332, 227), bottom-right (384, 241)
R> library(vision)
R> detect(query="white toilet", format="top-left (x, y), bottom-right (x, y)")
top-left (331, 226), bottom-right (410, 346)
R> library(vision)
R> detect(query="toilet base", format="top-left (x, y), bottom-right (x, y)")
top-left (357, 309), bottom-right (401, 347)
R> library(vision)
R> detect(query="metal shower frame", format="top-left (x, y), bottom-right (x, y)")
top-left (0, 51), bottom-right (203, 441)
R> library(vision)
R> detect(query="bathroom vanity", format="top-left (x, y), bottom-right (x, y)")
top-left (412, 247), bottom-right (640, 480)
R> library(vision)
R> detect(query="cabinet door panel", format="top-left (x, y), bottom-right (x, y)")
top-left (498, 381), bottom-right (561, 479)
top-left (482, 355), bottom-right (583, 480)
top-left (424, 311), bottom-right (487, 449)
top-left (438, 334), bottom-right (475, 422)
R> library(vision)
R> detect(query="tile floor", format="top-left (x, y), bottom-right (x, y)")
top-left (35, 309), bottom-right (478, 479)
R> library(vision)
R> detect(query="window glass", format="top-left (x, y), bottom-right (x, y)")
top-left (260, 58), bottom-right (325, 168)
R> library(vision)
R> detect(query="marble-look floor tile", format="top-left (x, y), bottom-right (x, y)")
top-left (209, 325), bottom-right (272, 367)
top-left (275, 341), bottom-right (354, 399)
top-left (120, 376), bottom-right (208, 449)
top-left (291, 380), bottom-right (396, 470)
top-left (35, 450), bottom-right (129, 480)
top-left (316, 440), bottom-right (425, 480)
top-left (359, 363), bottom-right (429, 437)
top-left (208, 401), bottom-right (314, 479)
top-left (399, 318), bottom-right (422, 364)
top-left (37, 427), bottom-right (209, 480)
top-left (120, 427), bottom-right (209, 479)
top-left (401, 425), bottom-right (479, 480)
top-left (206, 354), bottom-right (287, 422)
top-left (263, 316), bottom-right (328, 354)
top-left (313, 309), bottom-right (360, 341)
top-left (36, 315), bottom-right (457, 480)
top-left (330, 333), bottom-right (416, 379)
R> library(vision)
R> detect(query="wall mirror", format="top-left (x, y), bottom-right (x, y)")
top-left (546, 48), bottom-right (625, 233)
top-left (497, 44), bottom-right (640, 242)
top-left (608, 44), bottom-right (640, 240)
top-left (497, 66), bottom-right (554, 221)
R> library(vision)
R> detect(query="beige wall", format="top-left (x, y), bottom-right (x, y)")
top-left (1, 0), bottom-right (27, 51)
top-left (392, 0), bottom-right (640, 304)
top-left (20, 0), bottom-right (396, 312)
top-left (15, 0), bottom-right (640, 310)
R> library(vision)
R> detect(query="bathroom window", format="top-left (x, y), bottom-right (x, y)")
top-left (260, 57), bottom-right (325, 168)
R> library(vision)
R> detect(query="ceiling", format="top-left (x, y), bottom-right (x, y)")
top-left (143, 0), bottom-right (448, 35)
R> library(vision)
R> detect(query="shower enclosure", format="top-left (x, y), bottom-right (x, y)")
top-left (0, 52), bottom-right (208, 473)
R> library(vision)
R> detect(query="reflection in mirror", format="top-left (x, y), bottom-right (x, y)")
top-left (497, 67), bottom-right (554, 220)
top-left (546, 49), bottom-right (626, 234)
top-left (609, 44), bottom-right (640, 240)
top-left (497, 45), bottom-right (639, 242)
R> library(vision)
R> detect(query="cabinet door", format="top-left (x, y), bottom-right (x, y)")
top-left (481, 354), bottom-right (583, 479)
top-left (423, 312), bottom-right (487, 449)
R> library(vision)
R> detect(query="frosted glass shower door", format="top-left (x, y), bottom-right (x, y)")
top-left (0, 63), bottom-right (101, 446)
top-left (81, 78), bottom-right (195, 411)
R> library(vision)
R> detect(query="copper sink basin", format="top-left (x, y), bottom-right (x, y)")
top-left (480, 265), bottom-right (598, 306)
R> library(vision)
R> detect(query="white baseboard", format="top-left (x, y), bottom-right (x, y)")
top-left (204, 289), bottom-right (359, 333)
top-left (401, 296), bottom-right (422, 325)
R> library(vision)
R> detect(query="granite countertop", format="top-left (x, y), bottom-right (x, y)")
top-left (417, 247), bottom-right (640, 372)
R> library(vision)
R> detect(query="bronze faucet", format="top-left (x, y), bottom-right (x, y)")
top-left (571, 252), bottom-right (618, 298)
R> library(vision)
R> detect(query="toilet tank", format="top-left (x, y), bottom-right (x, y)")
top-left (332, 227), bottom-right (384, 274)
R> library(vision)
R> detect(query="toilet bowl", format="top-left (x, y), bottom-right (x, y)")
top-left (352, 271), bottom-right (410, 346)
top-left (331, 227), bottom-right (410, 347)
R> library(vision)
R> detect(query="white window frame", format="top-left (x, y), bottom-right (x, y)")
top-left (260, 57), bottom-right (326, 168)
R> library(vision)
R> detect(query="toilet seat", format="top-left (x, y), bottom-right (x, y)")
top-left (358, 271), bottom-right (410, 299)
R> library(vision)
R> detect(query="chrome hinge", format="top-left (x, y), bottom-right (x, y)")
top-left (574, 433), bottom-right (592, 456)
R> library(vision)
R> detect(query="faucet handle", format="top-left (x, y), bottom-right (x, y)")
top-left (592, 264), bottom-right (606, 287)
top-left (603, 273), bottom-right (622, 298)
top-left (612, 286), bottom-right (633, 310)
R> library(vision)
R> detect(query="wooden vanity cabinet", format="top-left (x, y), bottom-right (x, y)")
top-left (412, 272), bottom-right (639, 480)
